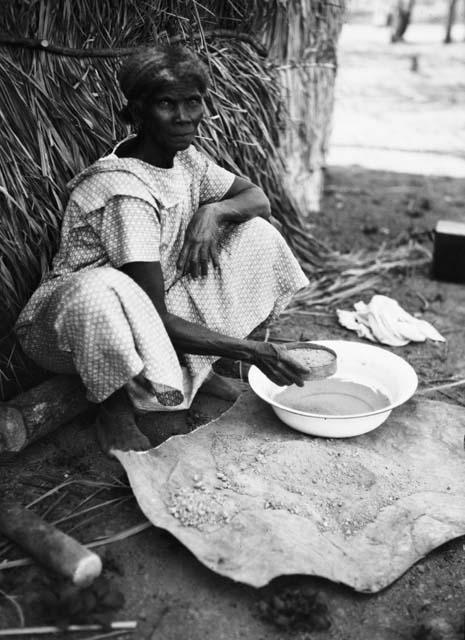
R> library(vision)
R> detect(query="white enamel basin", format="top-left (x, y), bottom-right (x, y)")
top-left (248, 340), bottom-right (418, 438)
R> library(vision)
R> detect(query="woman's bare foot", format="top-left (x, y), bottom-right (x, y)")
top-left (96, 388), bottom-right (151, 456)
top-left (200, 372), bottom-right (249, 402)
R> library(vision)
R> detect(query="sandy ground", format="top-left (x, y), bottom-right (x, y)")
top-left (2, 14), bottom-right (465, 640)
top-left (329, 21), bottom-right (465, 177)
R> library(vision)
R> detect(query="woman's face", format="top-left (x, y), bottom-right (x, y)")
top-left (140, 79), bottom-right (204, 153)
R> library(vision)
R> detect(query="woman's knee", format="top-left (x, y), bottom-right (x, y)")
top-left (241, 217), bottom-right (284, 251)
top-left (55, 268), bottom-right (125, 315)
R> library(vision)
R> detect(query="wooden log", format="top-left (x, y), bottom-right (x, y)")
top-left (0, 500), bottom-right (102, 586)
top-left (0, 375), bottom-right (90, 457)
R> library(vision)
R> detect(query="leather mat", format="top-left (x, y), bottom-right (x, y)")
top-left (116, 391), bottom-right (465, 592)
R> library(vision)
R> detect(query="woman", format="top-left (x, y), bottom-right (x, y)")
top-left (15, 45), bottom-right (310, 455)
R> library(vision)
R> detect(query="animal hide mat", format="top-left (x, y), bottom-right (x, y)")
top-left (115, 392), bottom-right (465, 592)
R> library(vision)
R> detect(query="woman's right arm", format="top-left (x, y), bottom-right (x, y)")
top-left (120, 261), bottom-right (308, 387)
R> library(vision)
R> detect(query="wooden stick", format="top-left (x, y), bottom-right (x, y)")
top-left (0, 521), bottom-right (151, 571)
top-left (0, 29), bottom-right (267, 58)
top-left (0, 622), bottom-right (137, 636)
top-left (0, 501), bottom-right (102, 586)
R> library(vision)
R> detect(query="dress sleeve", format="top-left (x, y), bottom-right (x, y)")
top-left (198, 154), bottom-right (236, 204)
top-left (100, 196), bottom-right (161, 266)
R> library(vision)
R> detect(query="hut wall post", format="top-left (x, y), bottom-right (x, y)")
top-left (267, 1), bottom-right (345, 216)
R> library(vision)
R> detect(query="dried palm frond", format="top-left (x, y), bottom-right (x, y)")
top-left (283, 241), bottom-right (432, 313)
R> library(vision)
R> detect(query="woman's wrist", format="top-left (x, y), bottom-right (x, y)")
top-left (220, 338), bottom-right (258, 364)
top-left (237, 340), bottom-right (259, 363)
top-left (201, 201), bottom-right (234, 225)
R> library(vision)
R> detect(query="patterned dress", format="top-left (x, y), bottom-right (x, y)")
top-left (15, 143), bottom-right (309, 411)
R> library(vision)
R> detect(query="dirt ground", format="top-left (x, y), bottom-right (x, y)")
top-left (1, 165), bottom-right (465, 640)
top-left (2, 14), bottom-right (465, 640)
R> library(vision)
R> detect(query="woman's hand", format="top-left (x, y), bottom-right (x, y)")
top-left (250, 342), bottom-right (309, 387)
top-left (177, 205), bottom-right (221, 279)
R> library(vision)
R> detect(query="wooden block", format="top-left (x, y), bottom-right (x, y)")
top-left (432, 220), bottom-right (465, 284)
top-left (0, 375), bottom-right (90, 457)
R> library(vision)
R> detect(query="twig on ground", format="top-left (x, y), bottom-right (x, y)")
top-left (0, 621), bottom-right (137, 636)
top-left (82, 632), bottom-right (134, 640)
top-left (438, 390), bottom-right (465, 407)
top-left (411, 289), bottom-right (429, 312)
top-left (51, 496), bottom-right (132, 528)
top-left (86, 522), bottom-right (152, 547)
top-left (0, 590), bottom-right (25, 628)
top-left (424, 376), bottom-right (461, 385)
top-left (281, 310), bottom-right (333, 317)
top-left (108, 475), bottom-right (130, 489)
top-left (64, 489), bottom-right (108, 518)
top-left (26, 480), bottom-right (129, 510)
top-left (40, 490), bottom-right (70, 519)
top-left (64, 511), bottom-right (113, 537)
top-left (417, 379), bottom-right (465, 395)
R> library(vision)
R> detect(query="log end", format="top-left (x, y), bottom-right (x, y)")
top-left (0, 406), bottom-right (26, 454)
top-left (72, 551), bottom-right (103, 587)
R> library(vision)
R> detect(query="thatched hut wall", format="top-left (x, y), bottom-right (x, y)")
top-left (262, 1), bottom-right (346, 214)
top-left (0, 0), bottom-right (343, 398)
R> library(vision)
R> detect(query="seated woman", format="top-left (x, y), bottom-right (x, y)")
top-left (15, 45), bottom-right (310, 455)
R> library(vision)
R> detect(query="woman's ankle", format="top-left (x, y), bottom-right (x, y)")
top-left (101, 387), bottom-right (134, 416)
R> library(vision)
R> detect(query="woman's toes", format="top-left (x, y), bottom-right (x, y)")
top-left (96, 414), bottom-right (151, 456)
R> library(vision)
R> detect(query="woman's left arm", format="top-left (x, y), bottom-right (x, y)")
top-left (177, 176), bottom-right (271, 278)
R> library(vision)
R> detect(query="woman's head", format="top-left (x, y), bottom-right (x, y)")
top-left (118, 45), bottom-right (209, 153)
top-left (119, 44), bottom-right (209, 108)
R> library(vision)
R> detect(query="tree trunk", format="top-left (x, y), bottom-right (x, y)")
top-left (444, 0), bottom-right (458, 43)
top-left (390, 0), bottom-right (416, 42)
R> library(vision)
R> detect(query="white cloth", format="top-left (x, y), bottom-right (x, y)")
top-left (337, 295), bottom-right (445, 347)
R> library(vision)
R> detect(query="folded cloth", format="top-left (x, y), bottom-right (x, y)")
top-left (336, 295), bottom-right (445, 347)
